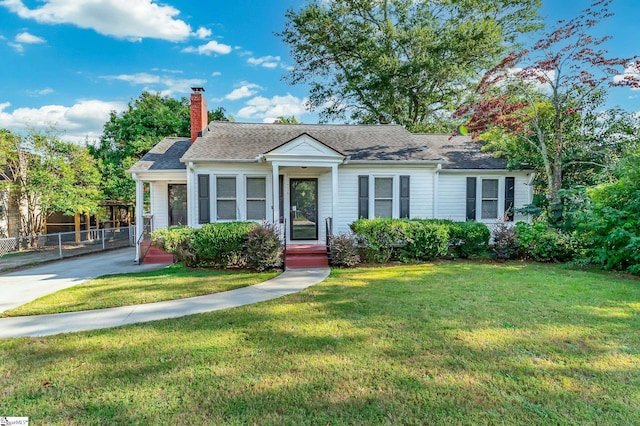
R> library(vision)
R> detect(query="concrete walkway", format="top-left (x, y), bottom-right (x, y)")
top-left (0, 268), bottom-right (330, 339)
top-left (0, 248), bottom-right (166, 313)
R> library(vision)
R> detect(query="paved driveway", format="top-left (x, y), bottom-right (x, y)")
top-left (0, 248), bottom-right (168, 313)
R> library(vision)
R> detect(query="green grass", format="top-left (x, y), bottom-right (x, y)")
top-left (3, 263), bottom-right (279, 316)
top-left (1, 262), bottom-right (639, 424)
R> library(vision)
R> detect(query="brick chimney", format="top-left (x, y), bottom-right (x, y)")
top-left (190, 87), bottom-right (208, 143)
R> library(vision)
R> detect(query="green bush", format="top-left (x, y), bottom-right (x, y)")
top-left (191, 222), bottom-right (257, 268)
top-left (151, 227), bottom-right (197, 266)
top-left (350, 218), bottom-right (412, 263)
top-left (329, 232), bottom-right (360, 267)
top-left (399, 220), bottom-right (449, 261)
top-left (515, 221), bottom-right (580, 262)
top-left (350, 218), bottom-right (449, 263)
top-left (490, 222), bottom-right (518, 261)
top-left (447, 221), bottom-right (490, 258)
top-left (577, 155), bottom-right (640, 274)
top-left (245, 223), bottom-right (283, 271)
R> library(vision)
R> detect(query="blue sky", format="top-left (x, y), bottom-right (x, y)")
top-left (0, 0), bottom-right (638, 143)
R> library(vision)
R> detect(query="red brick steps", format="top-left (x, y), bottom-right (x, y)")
top-left (143, 244), bottom-right (174, 264)
top-left (285, 244), bottom-right (329, 269)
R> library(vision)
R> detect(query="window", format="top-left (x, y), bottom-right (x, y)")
top-left (246, 177), bottom-right (266, 221)
top-left (216, 177), bottom-right (236, 220)
top-left (481, 179), bottom-right (499, 219)
top-left (198, 174), bottom-right (210, 224)
top-left (374, 177), bottom-right (393, 218)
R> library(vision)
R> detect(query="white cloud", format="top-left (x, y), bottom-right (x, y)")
top-left (181, 40), bottom-right (232, 56)
top-left (27, 88), bottom-right (54, 96)
top-left (247, 55), bottom-right (281, 69)
top-left (8, 42), bottom-right (24, 53)
top-left (0, 0), bottom-right (191, 42)
top-left (211, 71), bottom-right (222, 77)
top-left (103, 72), bottom-right (161, 85)
top-left (15, 31), bottom-right (45, 44)
top-left (194, 26), bottom-right (211, 39)
top-left (236, 94), bottom-right (308, 122)
top-left (614, 63), bottom-right (640, 90)
top-left (223, 83), bottom-right (262, 101)
top-left (100, 72), bottom-right (206, 97)
top-left (0, 99), bottom-right (126, 143)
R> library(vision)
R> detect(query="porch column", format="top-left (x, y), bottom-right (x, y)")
top-left (272, 162), bottom-right (280, 224)
top-left (134, 177), bottom-right (144, 263)
top-left (331, 163), bottom-right (339, 225)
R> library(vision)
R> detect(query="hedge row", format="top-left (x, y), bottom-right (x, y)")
top-left (152, 222), bottom-right (282, 270)
top-left (346, 218), bottom-right (490, 265)
top-left (492, 221), bottom-right (582, 262)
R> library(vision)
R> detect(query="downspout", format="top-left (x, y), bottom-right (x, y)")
top-left (433, 163), bottom-right (442, 218)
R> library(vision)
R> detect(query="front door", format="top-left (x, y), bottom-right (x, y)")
top-left (290, 178), bottom-right (318, 240)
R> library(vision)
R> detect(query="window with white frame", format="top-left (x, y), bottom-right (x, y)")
top-left (216, 176), bottom-right (236, 220)
top-left (246, 177), bottom-right (266, 221)
top-left (480, 179), bottom-right (499, 219)
top-left (374, 177), bottom-right (393, 218)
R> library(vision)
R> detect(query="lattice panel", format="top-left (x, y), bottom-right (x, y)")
top-left (0, 237), bottom-right (17, 258)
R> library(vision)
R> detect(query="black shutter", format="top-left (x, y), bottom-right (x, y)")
top-left (399, 175), bottom-right (410, 219)
top-left (505, 177), bottom-right (515, 222)
top-left (358, 176), bottom-right (369, 219)
top-left (466, 177), bottom-right (477, 221)
top-left (198, 174), bottom-right (210, 224)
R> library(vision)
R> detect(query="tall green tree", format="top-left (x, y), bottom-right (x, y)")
top-left (90, 92), bottom-right (230, 203)
top-left (279, 0), bottom-right (541, 131)
top-left (455, 0), bottom-right (640, 222)
top-left (0, 128), bottom-right (102, 237)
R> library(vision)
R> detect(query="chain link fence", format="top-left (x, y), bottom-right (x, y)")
top-left (0, 226), bottom-right (136, 268)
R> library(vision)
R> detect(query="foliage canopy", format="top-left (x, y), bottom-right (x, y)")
top-left (280, 0), bottom-right (541, 131)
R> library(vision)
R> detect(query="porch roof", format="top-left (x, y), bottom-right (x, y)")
top-left (181, 122), bottom-right (443, 163)
top-left (128, 137), bottom-right (190, 172)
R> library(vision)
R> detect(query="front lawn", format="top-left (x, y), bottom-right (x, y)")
top-left (3, 264), bottom-right (279, 316)
top-left (1, 262), bottom-right (639, 424)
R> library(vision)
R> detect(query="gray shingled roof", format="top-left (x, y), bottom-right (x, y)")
top-left (128, 137), bottom-right (190, 172)
top-left (413, 134), bottom-right (509, 169)
top-left (181, 122), bottom-right (442, 162)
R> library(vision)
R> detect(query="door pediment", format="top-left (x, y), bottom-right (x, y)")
top-left (264, 133), bottom-right (345, 162)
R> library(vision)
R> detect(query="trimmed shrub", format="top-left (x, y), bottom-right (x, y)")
top-left (350, 218), bottom-right (449, 263)
top-left (399, 220), bottom-right (449, 261)
top-left (351, 218), bottom-right (412, 263)
top-left (447, 221), bottom-right (490, 258)
top-left (191, 222), bottom-right (257, 268)
top-left (151, 227), bottom-right (197, 266)
top-left (245, 223), bottom-right (283, 271)
top-left (490, 222), bottom-right (518, 261)
top-left (329, 232), bottom-right (360, 268)
top-left (515, 221), bottom-right (580, 262)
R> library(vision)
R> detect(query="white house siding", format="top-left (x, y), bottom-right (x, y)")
top-left (513, 175), bottom-right (532, 222)
top-left (333, 164), bottom-right (436, 234)
top-left (436, 172), bottom-right (532, 223)
top-left (151, 181), bottom-right (169, 230)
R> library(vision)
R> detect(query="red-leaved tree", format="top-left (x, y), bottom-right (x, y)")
top-left (455, 0), bottom-right (640, 222)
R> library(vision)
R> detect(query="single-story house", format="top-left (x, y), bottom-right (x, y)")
top-left (129, 87), bottom-right (534, 262)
